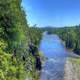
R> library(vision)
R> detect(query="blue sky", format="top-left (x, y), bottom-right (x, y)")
top-left (22, 0), bottom-right (80, 27)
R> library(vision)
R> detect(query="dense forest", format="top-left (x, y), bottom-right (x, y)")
top-left (40, 25), bottom-right (80, 55)
top-left (0, 0), bottom-right (42, 80)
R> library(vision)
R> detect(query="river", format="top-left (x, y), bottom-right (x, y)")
top-left (39, 33), bottom-right (68, 80)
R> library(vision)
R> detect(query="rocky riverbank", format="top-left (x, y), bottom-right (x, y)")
top-left (64, 58), bottom-right (80, 80)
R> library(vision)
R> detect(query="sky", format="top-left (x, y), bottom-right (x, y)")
top-left (22, 0), bottom-right (80, 27)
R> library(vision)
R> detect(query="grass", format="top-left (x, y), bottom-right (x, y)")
top-left (69, 58), bottom-right (80, 65)
top-left (68, 57), bottom-right (80, 79)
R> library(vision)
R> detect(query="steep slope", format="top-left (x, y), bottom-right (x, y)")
top-left (0, 0), bottom-right (42, 80)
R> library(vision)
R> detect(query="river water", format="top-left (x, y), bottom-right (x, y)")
top-left (39, 33), bottom-right (67, 80)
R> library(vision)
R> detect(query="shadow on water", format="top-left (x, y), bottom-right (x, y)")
top-left (39, 33), bottom-right (67, 80)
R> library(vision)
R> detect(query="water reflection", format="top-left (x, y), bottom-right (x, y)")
top-left (39, 33), bottom-right (67, 80)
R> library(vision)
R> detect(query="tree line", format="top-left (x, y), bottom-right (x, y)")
top-left (40, 25), bottom-right (80, 55)
top-left (0, 0), bottom-right (42, 80)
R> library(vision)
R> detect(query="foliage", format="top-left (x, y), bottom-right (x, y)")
top-left (0, 40), bottom-right (26, 80)
top-left (0, 0), bottom-right (42, 80)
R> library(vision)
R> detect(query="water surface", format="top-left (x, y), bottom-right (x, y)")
top-left (39, 33), bottom-right (67, 80)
